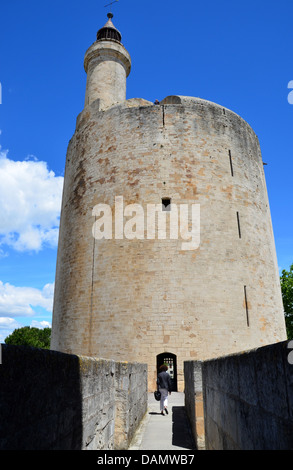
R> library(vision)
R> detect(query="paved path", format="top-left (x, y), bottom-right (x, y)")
top-left (129, 393), bottom-right (196, 451)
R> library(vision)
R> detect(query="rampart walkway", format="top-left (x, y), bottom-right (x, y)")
top-left (129, 392), bottom-right (196, 450)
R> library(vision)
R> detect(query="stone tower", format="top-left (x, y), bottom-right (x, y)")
top-left (51, 14), bottom-right (287, 391)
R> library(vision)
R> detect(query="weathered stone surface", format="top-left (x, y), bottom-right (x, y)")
top-left (51, 10), bottom-right (286, 395)
top-left (51, 94), bottom-right (287, 392)
top-left (184, 361), bottom-right (205, 450)
top-left (185, 341), bottom-right (293, 450)
top-left (0, 345), bottom-right (147, 450)
top-left (84, 39), bottom-right (131, 109)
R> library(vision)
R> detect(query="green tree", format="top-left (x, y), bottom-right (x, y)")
top-left (4, 326), bottom-right (51, 349)
top-left (280, 264), bottom-right (293, 340)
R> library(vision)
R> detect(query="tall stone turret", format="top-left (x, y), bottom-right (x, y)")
top-left (51, 14), bottom-right (287, 391)
top-left (84, 13), bottom-right (131, 109)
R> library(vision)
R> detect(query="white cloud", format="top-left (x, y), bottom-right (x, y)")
top-left (0, 316), bottom-right (52, 344)
top-left (0, 317), bottom-right (22, 343)
top-left (30, 320), bottom-right (51, 329)
top-left (0, 317), bottom-right (21, 330)
top-left (0, 281), bottom-right (54, 316)
top-left (0, 148), bottom-right (63, 252)
top-left (0, 248), bottom-right (8, 258)
top-left (0, 282), bottom-right (54, 342)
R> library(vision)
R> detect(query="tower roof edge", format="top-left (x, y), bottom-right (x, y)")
top-left (97, 12), bottom-right (122, 43)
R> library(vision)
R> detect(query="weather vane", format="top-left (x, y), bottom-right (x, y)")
top-left (104, 0), bottom-right (119, 13)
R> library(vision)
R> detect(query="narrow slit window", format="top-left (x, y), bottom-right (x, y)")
top-left (162, 197), bottom-right (171, 211)
top-left (244, 285), bottom-right (250, 327)
top-left (236, 211), bottom-right (241, 239)
top-left (229, 150), bottom-right (234, 177)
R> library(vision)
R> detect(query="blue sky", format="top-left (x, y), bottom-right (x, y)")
top-left (0, 0), bottom-right (293, 342)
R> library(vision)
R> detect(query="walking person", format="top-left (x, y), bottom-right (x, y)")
top-left (156, 364), bottom-right (172, 415)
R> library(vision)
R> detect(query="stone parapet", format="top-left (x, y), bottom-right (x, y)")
top-left (0, 344), bottom-right (147, 450)
top-left (184, 341), bottom-right (293, 450)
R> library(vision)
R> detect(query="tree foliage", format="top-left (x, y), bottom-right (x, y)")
top-left (280, 263), bottom-right (293, 340)
top-left (4, 326), bottom-right (51, 349)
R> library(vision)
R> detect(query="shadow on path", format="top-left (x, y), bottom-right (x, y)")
top-left (172, 406), bottom-right (196, 450)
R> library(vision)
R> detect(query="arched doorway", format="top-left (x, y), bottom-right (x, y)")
top-left (156, 352), bottom-right (177, 391)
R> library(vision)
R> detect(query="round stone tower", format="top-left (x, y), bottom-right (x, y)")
top-left (84, 13), bottom-right (131, 110)
top-left (51, 14), bottom-right (287, 391)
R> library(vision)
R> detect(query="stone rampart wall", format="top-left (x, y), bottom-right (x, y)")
top-left (0, 344), bottom-right (147, 450)
top-left (184, 361), bottom-right (205, 450)
top-left (185, 341), bottom-right (293, 450)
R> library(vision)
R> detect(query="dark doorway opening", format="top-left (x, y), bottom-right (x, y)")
top-left (156, 352), bottom-right (178, 391)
